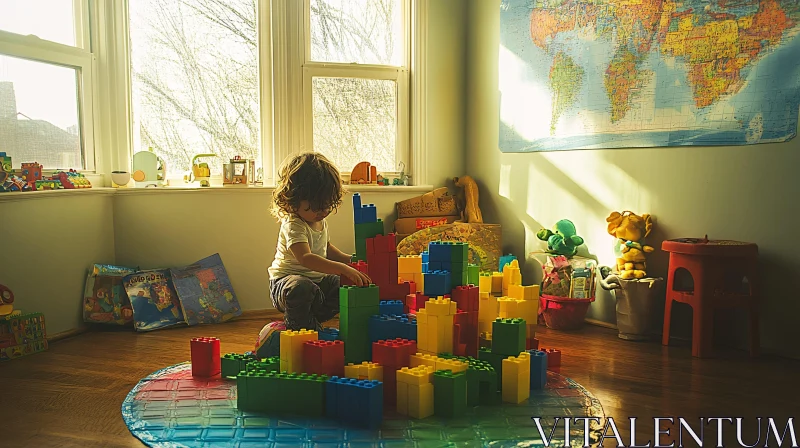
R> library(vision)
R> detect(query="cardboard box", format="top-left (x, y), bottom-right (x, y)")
top-left (393, 216), bottom-right (460, 235)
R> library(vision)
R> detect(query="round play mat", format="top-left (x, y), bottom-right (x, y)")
top-left (122, 362), bottom-right (606, 447)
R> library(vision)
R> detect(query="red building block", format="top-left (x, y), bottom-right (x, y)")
top-left (527, 337), bottom-right (540, 350)
top-left (190, 337), bottom-right (221, 378)
top-left (453, 310), bottom-right (468, 357)
top-left (304, 340), bottom-right (345, 377)
top-left (341, 261), bottom-right (370, 286)
top-left (542, 348), bottom-right (561, 370)
top-left (372, 338), bottom-right (417, 405)
top-left (406, 292), bottom-right (430, 312)
top-left (451, 285), bottom-right (479, 312)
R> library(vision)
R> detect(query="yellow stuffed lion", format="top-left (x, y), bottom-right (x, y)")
top-left (606, 211), bottom-right (655, 279)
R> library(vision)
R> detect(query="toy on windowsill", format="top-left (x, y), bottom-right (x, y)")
top-left (185, 154), bottom-right (217, 187)
top-left (20, 162), bottom-right (43, 189)
top-left (132, 148), bottom-right (167, 187)
top-left (606, 211), bottom-right (655, 279)
top-left (223, 156), bottom-right (255, 186)
top-left (0, 283), bottom-right (15, 316)
top-left (53, 169), bottom-right (91, 189)
top-left (536, 219), bottom-right (584, 258)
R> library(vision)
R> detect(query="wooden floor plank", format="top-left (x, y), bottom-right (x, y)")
top-left (1, 319), bottom-right (796, 447)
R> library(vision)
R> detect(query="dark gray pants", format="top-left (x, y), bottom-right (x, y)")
top-left (270, 274), bottom-right (341, 331)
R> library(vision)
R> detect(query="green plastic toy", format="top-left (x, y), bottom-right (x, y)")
top-left (536, 219), bottom-right (585, 258)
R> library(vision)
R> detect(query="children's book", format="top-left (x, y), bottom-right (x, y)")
top-left (170, 253), bottom-right (242, 326)
top-left (123, 269), bottom-right (185, 331)
top-left (83, 264), bottom-right (139, 325)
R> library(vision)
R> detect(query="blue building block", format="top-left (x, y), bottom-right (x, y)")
top-left (499, 254), bottom-right (518, 272)
top-left (369, 314), bottom-right (417, 342)
top-left (353, 193), bottom-right (363, 224)
top-left (441, 261), bottom-right (452, 271)
top-left (353, 193), bottom-right (379, 225)
top-left (526, 349), bottom-right (548, 390)
top-left (428, 242), bottom-right (452, 262)
top-left (326, 376), bottom-right (383, 429)
top-left (319, 327), bottom-right (340, 341)
top-left (380, 300), bottom-right (404, 316)
top-left (421, 251), bottom-right (429, 263)
top-left (421, 262), bottom-right (429, 273)
top-left (423, 270), bottom-right (451, 297)
top-left (428, 261), bottom-right (442, 271)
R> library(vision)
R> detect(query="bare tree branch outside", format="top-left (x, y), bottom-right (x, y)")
top-left (130, 0), bottom-right (402, 176)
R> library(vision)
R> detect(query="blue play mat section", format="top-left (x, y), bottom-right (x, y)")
top-left (121, 362), bottom-right (605, 447)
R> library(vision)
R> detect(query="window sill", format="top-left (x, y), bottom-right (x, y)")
top-left (0, 184), bottom-right (436, 202)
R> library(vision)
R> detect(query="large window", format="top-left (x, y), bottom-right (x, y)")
top-left (0, 0), bottom-right (94, 171)
top-left (128, 0), bottom-right (260, 178)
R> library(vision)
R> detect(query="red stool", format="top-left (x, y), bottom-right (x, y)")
top-left (661, 236), bottom-right (760, 358)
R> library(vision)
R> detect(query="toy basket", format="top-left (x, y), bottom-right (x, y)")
top-left (540, 294), bottom-right (595, 330)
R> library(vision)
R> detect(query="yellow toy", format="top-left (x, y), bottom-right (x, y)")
top-left (185, 153), bottom-right (217, 187)
top-left (606, 211), bottom-right (655, 279)
top-left (0, 283), bottom-right (14, 316)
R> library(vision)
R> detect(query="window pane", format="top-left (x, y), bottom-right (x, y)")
top-left (0, 55), bottom-right (82, 169)
top-left (310, 0), bottom-right (404, 66)
top-left (0, 0), bottom-right (76, 47)
top-left (311, 77), bottom-right (397, 173)
top-left (129, 0), bottom-right (259, 176)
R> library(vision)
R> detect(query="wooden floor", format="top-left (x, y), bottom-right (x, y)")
top-left (1, 316), bottom-right (797, 448)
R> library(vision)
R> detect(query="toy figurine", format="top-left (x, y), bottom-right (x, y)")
top-left (0, 283), bottom-right (15, 316)
top-left (537, 219), bottom-right (584, 257)
top-left (606, 211), bottom-right (655, 279)
top-left (185, 154), bottom-right (217, 187)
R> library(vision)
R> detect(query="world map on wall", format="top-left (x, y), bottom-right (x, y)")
top-left (498, 0), bottom-right (800, 151)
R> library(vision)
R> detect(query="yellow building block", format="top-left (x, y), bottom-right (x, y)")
top-left (508, 284), bottom-right (539, 301)
top-left (344, 361), bottom-right (384, 381)
top-left (478, 292), bottom-right (498, 333)
top-left (502, 352), bottom-right (531, 404)
top-left (397, 365), bottom-right (436, 385)
top-left (491, 272), bottom-right (503, 294)
top-left (408, 382), bottom-right (434, 419)
top-left (502, 260), bottom-right (521, 296)
top-left (397, 381), bottom-right (409, 415)
top-left (398, 255), bottom-right (423, 273)
top-left (410, 353), bottom-right (468, 373)
top-left (417, 299), bottom-right (455, 355)
top-left (479, 272), bottom-right (492, 294)
top-left (279, 329), bottom-right (318, 373)
top-left (425, 297), bottom-right (457, 316)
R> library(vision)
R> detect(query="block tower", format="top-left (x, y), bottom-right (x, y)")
top-left (340, 285), bottom-right (380, 363)
top-left (353, 193), bottom-right (384, 261)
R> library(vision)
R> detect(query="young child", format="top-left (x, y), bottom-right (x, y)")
top-left (266, 152), bottom-right (371, 333)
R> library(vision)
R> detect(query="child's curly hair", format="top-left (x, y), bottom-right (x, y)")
top-left (271, 152), bottom-right (344, 219)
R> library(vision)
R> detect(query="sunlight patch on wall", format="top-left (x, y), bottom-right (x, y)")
top-left (498, 45), bottom-right (552, 140)
top-left (499, 163), bottom-right (512, 200)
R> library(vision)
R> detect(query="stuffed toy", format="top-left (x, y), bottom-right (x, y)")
top-left (537, 219), bottom-right (584, 257)
top-left (606, 211), bottom-right (655, 279)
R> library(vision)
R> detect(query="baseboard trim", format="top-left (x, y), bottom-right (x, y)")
top-left (48, 326), bottom-right (89, 342)
top-left (585, 318), bottom-right (618, 330)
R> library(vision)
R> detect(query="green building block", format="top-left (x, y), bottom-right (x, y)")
top-left (433, 370), bottom-right (467, 418)
top-left (450, 242), bottom-right (469, 263)
top-left (340, 286), bottom-right (380, 363)
top-left (492, 318), bottom-right (526, 356)
top-left (478, 347), bottom-right (507, 392)
top-left (468, 264), bottom-right (480, 285)
top-left (221, 353), bottom-right (258, 379)
top-left (354, 220), bottom-right (385, 261)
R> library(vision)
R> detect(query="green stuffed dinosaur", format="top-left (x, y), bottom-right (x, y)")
top-left (536, 219), bottom-right (585, 257)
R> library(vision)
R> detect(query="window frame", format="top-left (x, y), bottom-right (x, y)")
top-left (270, 0), bottom-right (425, 186)
top-left (0, 0), bottom-right (98, 175)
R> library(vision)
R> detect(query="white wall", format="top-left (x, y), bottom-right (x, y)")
top-left (0, 191), bottom-right (116, 336)
top-left (466, 0), bottom-right (800, 359)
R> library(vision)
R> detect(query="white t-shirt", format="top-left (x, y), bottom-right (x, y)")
top-left (268, 214), bottom-right (329, 281)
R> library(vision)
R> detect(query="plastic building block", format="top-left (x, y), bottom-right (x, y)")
top-left (396, 365), bottom-right (435, 418)
top-left (416, 297), bottom-right (456, 355)
top-left (354, 220), bottom-right (384, 261)
top-left (508, 284), bottom-right (539, 301)
top-left (541, 348), bottom-right (561, 369)
top-left (502, 260), bottom-right (522, 296)
top-left (221, 352), bottom-right (257, 379)
top-left (423, 270), bottom-right (451, 297)
top-left (502, 352), bottom-right (531, 404)
top-left (190, 337), bottom-right (221, 378)
top-left (279, 329), bottom-right (318, 373)
top-left (340, 285), bottom-right (380, 363)
top-left (526, 349), bottom-right (548, 389)
top-left (319, 327), bottom-right (340, 341)
top-left (492, 318), bottom-right (526, 357)
top-left (304, 340), bottom-right (345, 377)
top-left (491, 272), bottom-right (504, 294)
top-left (236, 370), bottom-right (327, 416)
top-left (433, 370), bottom-right (467, 418)
top-left (368, 314), bottom-right (417, 342)
top-left (341, 261), bottom-right (369, 286)
top-left (478, 292), bottom-right (498, 334)
top-left (344, 361), bottom-right (384, 381)
top-left (380, 300), bottom-right (404, 316)
top-left (372, 338), bottom-right (417, 405)
top-left (326, 376), bottom-right (383, 429)
top-left (353, 193), bottom-right (378, 225)
top-left (398, 255), bottom-right (423, 274)
top-left (527, 337), bottom-right (540, 350)
top-left (468, 264), bottom-right (480, 285)
top-left (479, 272), bottom-right (492, 294)
top-left (440, 354), bottom-right (499, 406)
top-left (405, 292), bottom-right (430, 312)
top-left (499, 254), bottom-right (518, 272)
top-left (410, 352), bottom-right (468, 373)
top-left (477, 347), bottom-right (506, 392)
top-left (452, 287), bottom-right (480, 355)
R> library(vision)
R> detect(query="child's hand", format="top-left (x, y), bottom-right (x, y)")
top-left (341, 265), bottom-right (372, 287)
